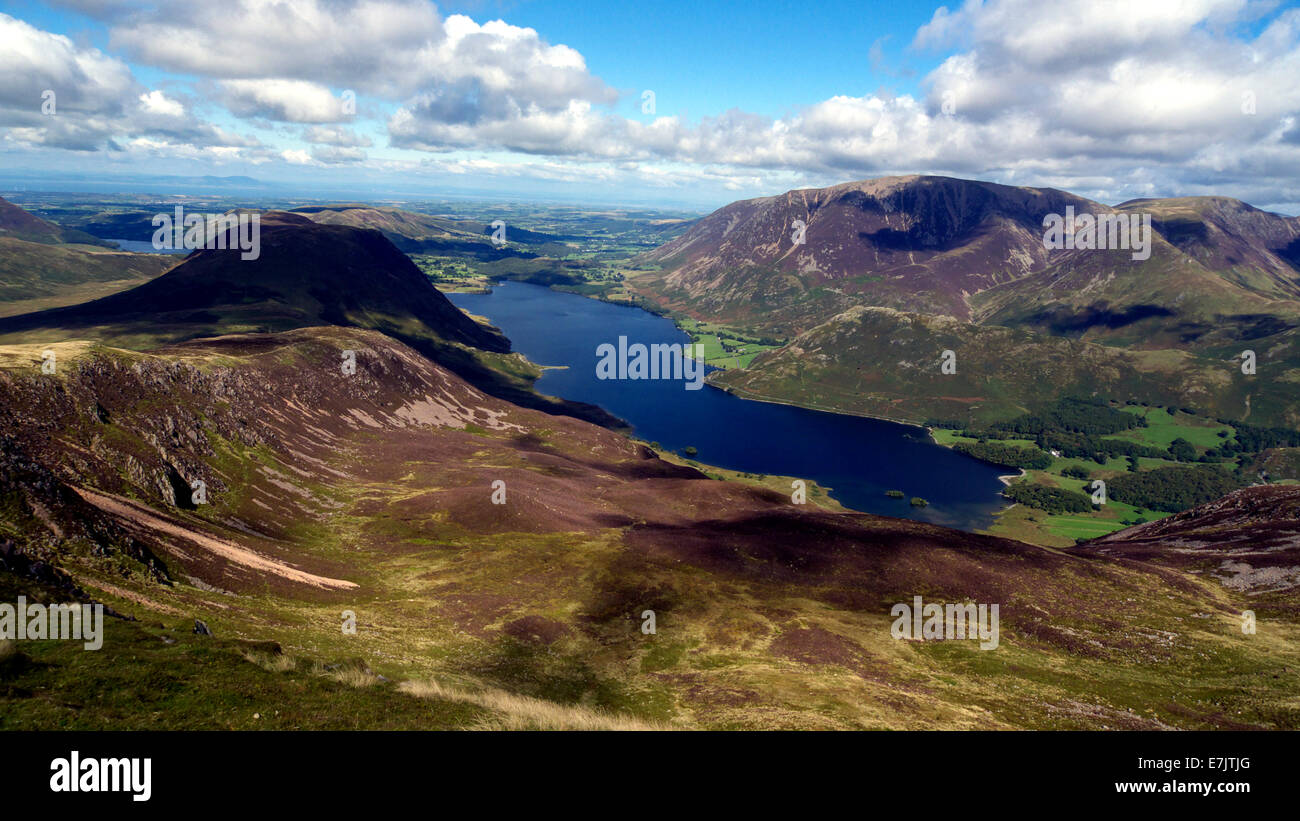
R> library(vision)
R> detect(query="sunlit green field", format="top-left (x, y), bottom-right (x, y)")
top-left (1110, 406), bottom-right (1234, 448)
top-left (930, 407), bottom-right (1230, 546)
top-left (677, 319), bottom-right (781, 370)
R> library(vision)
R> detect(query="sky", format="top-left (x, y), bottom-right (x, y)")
top-left (1, 0), bottom-right (1299, 212)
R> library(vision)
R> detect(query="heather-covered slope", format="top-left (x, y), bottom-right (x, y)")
top-left (635, 175), bottom-right (1103, 335)
top-left (1081, 485), bottom-right (1300, 607)
top-left (1, 328), bottom-right (1297, 729)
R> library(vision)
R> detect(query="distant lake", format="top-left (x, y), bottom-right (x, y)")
top-left (104, 238), bottom-right (189, 254)
top-left (449, 282), bottom-right (1009, 531)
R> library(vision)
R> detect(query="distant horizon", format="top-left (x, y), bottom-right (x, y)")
top-left (4, 170), bottom-right (1299, 219)
top-left (3, 1), bottom-right (1299, 213)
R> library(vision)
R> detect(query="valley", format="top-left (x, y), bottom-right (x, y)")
top-left (1, 185), bottom-right (1299, 732)
top-left (447, 281), bottom-right (1010, 531)
top-left (628, 176), bottom-right (1300, 429)
top-left (929, 399), bottom-right (1267, 546)
top-left (6, 0), bottom-right (1300, 795)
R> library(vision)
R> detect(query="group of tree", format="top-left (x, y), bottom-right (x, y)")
top-left (1001, 481), bottom-right (1093, 513)
top-left (1216, 421), bottom-right (1300, 454)
top-left (989, 398), bottom-right (1145, 437)
top-left (924, 417), bottom-right (966, 430)
top-left (1106, 466), bottom-right (1244, 512)
top-left (952, 441), bottom-right (1053, 470)
top-left (1166, 437), bottom-right (1198, 462)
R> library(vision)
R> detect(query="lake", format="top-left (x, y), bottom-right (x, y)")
top-left (449, 282), bottom-right (1008, 531)
top-left (104, 238), bottom-right (190, 254)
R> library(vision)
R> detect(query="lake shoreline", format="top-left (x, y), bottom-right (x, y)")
top-left (704, 379), bottom-right (931, 432)
top-left (470, 280), bottom-right (936, 434)
top-left (450, 281), bottom-right (1009, 531)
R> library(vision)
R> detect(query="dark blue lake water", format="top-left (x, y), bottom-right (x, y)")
top-left (449, 282), bottom-right (1008, 530)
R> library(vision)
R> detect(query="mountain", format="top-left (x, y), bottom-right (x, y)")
top-left (0, 197), bottom-right (176, 316)
top-left (2, 326), bottom-right (1296, 729)
top-left (0, 211), bottom-right (506, 351)
top-left (0, 196), bottom-right (107, 245)
top-left (1129, 196), bottom-right (1300, 290)
top-left (292, 204), bottom-right (568, 258)
top-left (0, 211), bottom-right (632, 425)
top-left (635, 175), bottom-right (1102, 335)
top-left (635, 176), bottom-right (1300, 427)
top-left (637, 177), bottom-right (1300, 342)
top-left (972, 197), bottom-right (1300, 349)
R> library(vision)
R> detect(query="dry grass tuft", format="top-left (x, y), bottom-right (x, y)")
top-left (241, 649), bottom-right (298, 673)
top-left (399, 678), bottom-right (669, 731)
top-left (237, 646), bottom-right (662, 728)
top-left (318, 664), bottom-right (383, 688)
top-left (242, 650), bottom-right (387, 687)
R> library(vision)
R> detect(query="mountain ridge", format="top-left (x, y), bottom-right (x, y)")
top-left (0, 211), bottom-right (508, 352)
top-left (0, 197), bottom-right (176, 316)
top-left (634, 174), bottom-right (1300, 427)
top-left (635, 174), bottom-right (1110, 333)
top-left (0, 196), bottom-right (108, 246)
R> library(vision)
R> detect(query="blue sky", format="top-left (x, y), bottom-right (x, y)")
top-left (433, 1), bottom-right (944, 117)
top-left (2, 0), bottom-right (1300, 212)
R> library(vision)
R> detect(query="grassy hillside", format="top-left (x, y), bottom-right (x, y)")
top-left (0, 196), bottom-right (108, 246)
top-left (635, 176), bottom-right (1300, 435)
top-left (0, 197), bottom-right (175, 315)
top-left (2, 328), bottom-right (1299, 729)
top-left (709, 306), bottom-right (1288, 425)
top-left (0, 237), bottom-right (176, 314)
